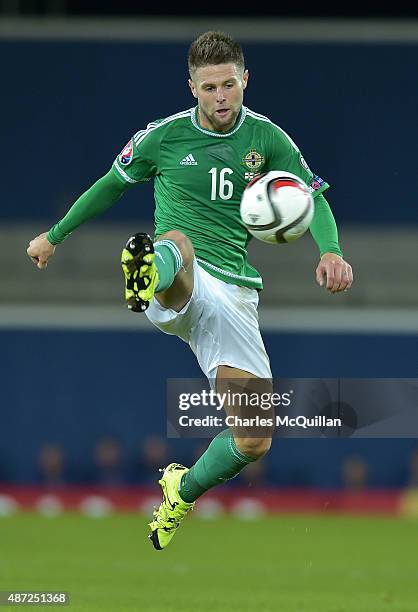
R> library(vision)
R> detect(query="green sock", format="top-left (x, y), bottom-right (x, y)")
top-left (179, 429), bottom-right (255, 503)
top-left (154, 239), bottom-right (183, 292)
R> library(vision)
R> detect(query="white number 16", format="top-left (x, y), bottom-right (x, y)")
top-left (209, 167), bottom-right (234, 201)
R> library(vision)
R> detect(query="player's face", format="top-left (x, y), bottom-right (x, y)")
top-left (188, 63), bottom-right (249, 133)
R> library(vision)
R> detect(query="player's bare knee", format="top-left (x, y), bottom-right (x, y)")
top-left (235, 436), bottom-right (272, 460)
top-left (158, 230), bottom-right (194, 268)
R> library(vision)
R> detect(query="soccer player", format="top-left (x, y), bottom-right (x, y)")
top-left (27, 31), bottom-right (353, 550)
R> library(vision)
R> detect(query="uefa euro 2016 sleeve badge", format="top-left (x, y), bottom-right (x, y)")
top-left (119, 139), bottom-right (134, 166)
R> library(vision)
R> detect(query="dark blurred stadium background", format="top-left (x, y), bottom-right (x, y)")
top-left (0, 2), bottom-right (417, 519)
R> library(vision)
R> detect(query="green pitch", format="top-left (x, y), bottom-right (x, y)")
top-left (0, 513), bottom-right (417, 611)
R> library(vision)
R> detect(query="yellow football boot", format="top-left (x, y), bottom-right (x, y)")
top-left (148, 463), bottom-right (195, 550)
top-left (121, 233), bottom-right (159, 312)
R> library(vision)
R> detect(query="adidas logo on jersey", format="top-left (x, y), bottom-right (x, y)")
top-left (180, 154), bottom-right (198, 166)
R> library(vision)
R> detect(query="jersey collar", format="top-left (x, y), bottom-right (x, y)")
top-left (191, 106), bottom-right (247, 138)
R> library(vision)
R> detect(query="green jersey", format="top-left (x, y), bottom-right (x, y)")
top-left (111, 106), bottom-right (329, 290)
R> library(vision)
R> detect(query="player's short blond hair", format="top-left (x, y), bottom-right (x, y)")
top-left (188, 31), bottom-right (245, 76)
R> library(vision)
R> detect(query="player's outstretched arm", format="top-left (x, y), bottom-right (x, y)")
top-left (309, 193), bottom-right (353, 293)
top-left (26, 170), bottom-right (131, 270)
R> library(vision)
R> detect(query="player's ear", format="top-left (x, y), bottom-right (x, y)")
top-left (242, 69), bottom-right (249, 90)
top-left (188, 78), bottom-right (198, 99)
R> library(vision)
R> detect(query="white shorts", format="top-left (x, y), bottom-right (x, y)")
top-left (145, 259), bottom-right (272, 382)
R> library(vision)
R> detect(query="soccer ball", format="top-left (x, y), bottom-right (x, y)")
top-left (240, 170), bottom-right (314, 244)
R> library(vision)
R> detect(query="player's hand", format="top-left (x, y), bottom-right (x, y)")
top-left (27, 232), bottom-right (56, 269)
top-left (315, 253), bottom-right (353, 294)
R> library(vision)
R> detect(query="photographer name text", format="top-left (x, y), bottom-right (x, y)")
top-left (178, 415), bottom-right (342, 429)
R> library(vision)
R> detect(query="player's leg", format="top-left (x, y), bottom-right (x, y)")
top-left (121, 229), bottom-right (194, 313)
top-left (146, 263), bottom-right (273, 549)
top-left (149, 367), bottom-right (273, 550)
top-left (179, 366), bottom-right (273, 503)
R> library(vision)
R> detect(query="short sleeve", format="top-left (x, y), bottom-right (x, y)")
top-left (112, 126), bottom-right (160, 185)
top-left (266, 123), bottom-right (330, 198)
